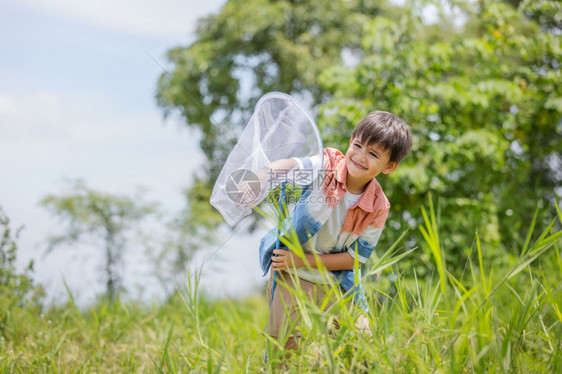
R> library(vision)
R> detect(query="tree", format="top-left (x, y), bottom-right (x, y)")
top-left (0, 206), bottom-right (43, 337)
top-left (40, 180), bottom-right (157, 301)
top-left (156, 0), bottom-right (404, 227)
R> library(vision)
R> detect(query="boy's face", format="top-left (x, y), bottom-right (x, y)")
top-left (345, 137), bottom-right (398, 185)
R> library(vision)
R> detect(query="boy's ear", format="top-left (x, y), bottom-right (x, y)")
top-left (382, 161), bottom-right (399, 174)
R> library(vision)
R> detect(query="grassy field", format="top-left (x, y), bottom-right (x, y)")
top-left (1, 203), bottom-right (561, 373)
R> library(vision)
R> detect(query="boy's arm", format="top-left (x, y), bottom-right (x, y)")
top-left (257, 152), bottom-right (322, 187)
top-left (256, 158), bottom-right (298, 182)
top-left (271, 249), bottom-right (354, 271)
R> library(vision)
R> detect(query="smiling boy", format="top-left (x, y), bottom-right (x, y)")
top-left (259, 110), bottom-right (412, 355)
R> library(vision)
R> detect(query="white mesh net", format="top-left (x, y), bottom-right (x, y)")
top-left (210, 92), bottom-right (324, 226)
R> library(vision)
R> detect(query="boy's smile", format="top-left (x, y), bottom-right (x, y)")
top-left (345, 137), bottom-right (398, 193)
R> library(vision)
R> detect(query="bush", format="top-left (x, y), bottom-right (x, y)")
top-left (0, 207), bottom-right (43, 339)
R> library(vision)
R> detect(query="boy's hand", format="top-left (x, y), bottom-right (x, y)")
top-left (271, 249), bottom-right (304, 271)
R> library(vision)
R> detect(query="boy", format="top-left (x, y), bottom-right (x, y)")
top-left (259, 110), bottom-right (412, 354)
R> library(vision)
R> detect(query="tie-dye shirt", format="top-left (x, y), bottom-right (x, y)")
top-left (259, 147), bottom-right (390, 311)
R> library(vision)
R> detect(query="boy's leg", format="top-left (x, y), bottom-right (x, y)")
top-left (266, 271), bottom-right (302, 343)
top-left (266, 272), bottom-right (328, 351)
top-left (265, 271), bottom-right (302, 366)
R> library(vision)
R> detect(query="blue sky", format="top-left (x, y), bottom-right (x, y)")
top-left (1, 0), bottom-right (266, 305)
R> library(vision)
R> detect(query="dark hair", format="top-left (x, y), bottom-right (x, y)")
top-left (351, 111), bottom-right (412, 163)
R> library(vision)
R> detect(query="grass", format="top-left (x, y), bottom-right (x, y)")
top-left (1, 201), bottom-right (561, 373)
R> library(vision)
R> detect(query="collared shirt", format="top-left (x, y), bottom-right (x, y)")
top-left (259, 147), bottom-right (390, 311)
top-left (295, 189), bottom-right (363, 283)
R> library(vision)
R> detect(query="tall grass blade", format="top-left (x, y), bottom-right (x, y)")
top-left (61, 275), bottom-right (76, 307)
top-left (365, 230), bottom-right (416, 277)
top-left (419, 195), bottom-right (446, 294)
top-left (476, 233), bottom-right (489, 298)
top-left (555, 200), bottom-right (562, 225)
top-left (488, 224), bottom-right (561, 299)
top-left (521, 205), bottom-right (540, 257)
top-left (159, 324), bottom-right (174, 370)
top-left (449, 285), bottom-right (479, 330)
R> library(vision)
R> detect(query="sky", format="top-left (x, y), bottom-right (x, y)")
top-left (0, 0), bottom-right (267, 306)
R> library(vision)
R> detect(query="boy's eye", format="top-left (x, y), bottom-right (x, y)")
top-left (370, 152), bottom-right (377, 158)
top-left (354, 143), bottom-right (361, 148)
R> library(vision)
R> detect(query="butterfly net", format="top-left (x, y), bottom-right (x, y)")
top-left (210, 92), bottom-right (324, 226)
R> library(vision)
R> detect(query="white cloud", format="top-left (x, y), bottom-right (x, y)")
top-left (13, 0), bottom-right (226, 40)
